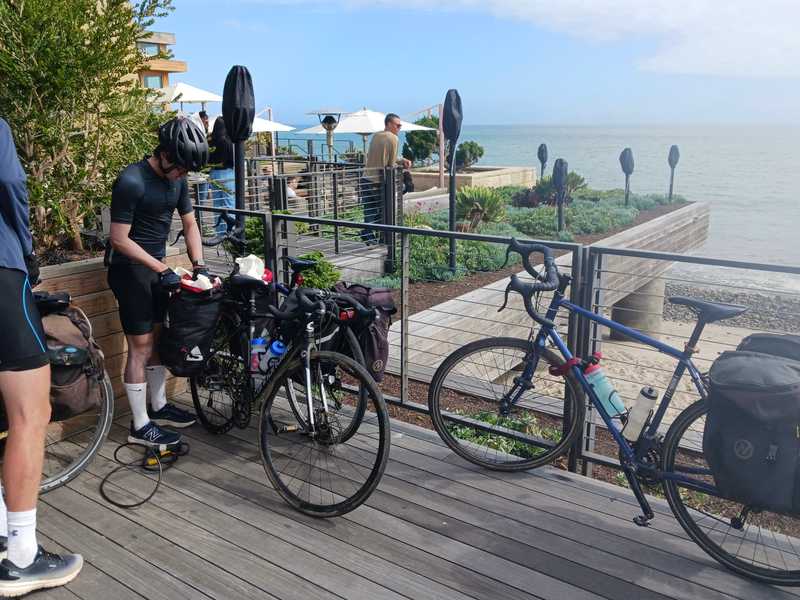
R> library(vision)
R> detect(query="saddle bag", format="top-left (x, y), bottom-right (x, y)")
top-left (703, 350), bottom-right (800, 514)
top-left (737, 333), bottom-right (800, 362)
top-left (333, 282), bottom-right (397, 382)
top-left (159, 287), bottom-right (223, 377)
top-left (37, 294), bottom-right (105, 420)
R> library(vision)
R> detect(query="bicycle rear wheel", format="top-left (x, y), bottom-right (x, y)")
top-left (190, 312), bottom-right (250, 434)
top-left (32, 374), bottom-right (114, 493)
top-left (428, 337), bottom-right (584, 471)
top-left (259, 350), bottom-right (390, 517)
top-left (663, 400), bottom-right (800, 585)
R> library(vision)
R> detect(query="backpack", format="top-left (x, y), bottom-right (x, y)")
top-left (159, 287), bottom-right (223, 377)
top-left (332, 282), bottom-right (397, 382)
top-left (703, 350), bottom-right (800, 514)
top-left (737, 332), bottom-right (800, 360)
top-left (38, 293), bottom-right (105, 420)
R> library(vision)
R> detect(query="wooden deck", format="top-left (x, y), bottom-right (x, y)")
top-left (33, 395), bottom-right (795, 600)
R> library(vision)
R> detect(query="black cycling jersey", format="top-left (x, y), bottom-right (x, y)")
top-left (109, 158), bottom-right (192, 264)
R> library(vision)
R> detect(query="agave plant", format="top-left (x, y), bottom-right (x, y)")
top-left (455, 186), bottom-right (506, 223)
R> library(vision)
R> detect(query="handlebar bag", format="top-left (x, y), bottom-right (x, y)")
top-left (40, 299), bottom-right (105, 420)
top-left (703, 350), bottom-right (800, 514)
top-left (159, 287), bottom-right (223, 377)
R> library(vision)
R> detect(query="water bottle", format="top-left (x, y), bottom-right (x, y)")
top-left (583, 355), bottom-right (626, 417)
top-left (623, 387), bottom-right (659, 442)
top-left (250, 337), bottom-right (267, 372)
top-left (259, 339), bottom-right (286, 373)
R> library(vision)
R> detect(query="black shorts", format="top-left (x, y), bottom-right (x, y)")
top-left (0, 267), bottom-right (49, 372)
top-left (108, 263), bottom-right (168, 335)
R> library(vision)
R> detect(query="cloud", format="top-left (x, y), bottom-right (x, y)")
top-left (244, 0), bottom-right (800, 77)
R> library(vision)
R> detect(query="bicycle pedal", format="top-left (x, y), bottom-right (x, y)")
top-left (633, 514), bottom-right (653, 527)
top-left (277, 423), bottom-right (300, 433)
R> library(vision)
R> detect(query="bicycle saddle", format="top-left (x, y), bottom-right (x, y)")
top-left (229, 274), bottom-right (268, 290)
top-left (33, 291), bottom-right (71, 316)
top-left (667, 296), bottom-right (747, 323)
top-left (282, 256), bottom-right (317, 272)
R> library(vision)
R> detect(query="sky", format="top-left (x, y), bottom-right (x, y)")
top-left (157, 0), bottom-right (800, 125)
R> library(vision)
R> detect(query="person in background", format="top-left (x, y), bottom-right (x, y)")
top-left (198, 110), bottom-right (209, 135)
top-left (208, 117), bottom-right (235, 233)
top-left (362, 113), bottom-right (411, 243)
top-left (0, 117), bottom-right (83, 596)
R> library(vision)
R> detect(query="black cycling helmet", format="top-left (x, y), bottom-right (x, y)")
top-left (157, 117), bottom-right (209, 171)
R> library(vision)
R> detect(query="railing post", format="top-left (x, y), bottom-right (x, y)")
top-left (383, 167), bottom-right (397, 273)
top-left (400, 231), bottom-right (410, 405)
top-left (565, 245), bottom-right (584, 473)
top-left (276, 178), bottom-right (290, 286)
top-left (580, 248), bottom-right (602, 477)
top-left (332, 171), bottom-right (340, 254)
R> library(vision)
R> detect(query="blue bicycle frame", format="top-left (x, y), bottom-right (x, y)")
top-left (524, 287), bottom-right (715, 497)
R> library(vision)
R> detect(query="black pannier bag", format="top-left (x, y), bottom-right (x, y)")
top-left (703, 350), bottom-right (800, 513)
top-left (737, 333), bottom-right (800, 362)
top-left (333, 282), bottom-right (396, 382)
top-left (159, 287), bottom-right (223, 377)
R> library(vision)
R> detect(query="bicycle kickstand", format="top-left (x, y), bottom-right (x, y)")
top-left (622, 465), bottom-right (655, 527)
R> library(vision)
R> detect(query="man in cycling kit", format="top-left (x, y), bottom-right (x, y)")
top-left (108, 117), bottom-right (209, 449)
top-left (0, 118), bottom-right (83, 595)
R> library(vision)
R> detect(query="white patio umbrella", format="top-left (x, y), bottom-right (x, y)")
top-left (156, 82), bottom-right (223, 110)
top-left (298, 108), bottom-right (435, 153)
top-left (251, 117), bottom-right (295, 133)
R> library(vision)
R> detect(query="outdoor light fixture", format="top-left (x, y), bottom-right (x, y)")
top-left (307, 109), bottom-right (343, 160)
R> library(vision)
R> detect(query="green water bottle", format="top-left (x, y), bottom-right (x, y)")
top-left (583, 353), bottom-right (626, 417)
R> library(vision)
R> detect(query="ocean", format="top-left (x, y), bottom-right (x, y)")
top-left (283, 124), bottom-right (800, 287)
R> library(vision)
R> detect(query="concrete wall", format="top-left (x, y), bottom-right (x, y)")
top-left (410, 166), bottom-right (536, 192)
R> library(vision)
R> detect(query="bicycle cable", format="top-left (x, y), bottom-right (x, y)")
top-left (99, 441), bottom-right (190, 509)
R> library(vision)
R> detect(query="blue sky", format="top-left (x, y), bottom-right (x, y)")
top-left (158, 0), bottom-right (800, 125)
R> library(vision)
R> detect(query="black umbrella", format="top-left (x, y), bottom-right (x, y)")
top-left (619, 147), bottom-right (634, 206)
top-left (667, 145), bottom-right (680, 201)
top-left (537, 143), bottom-right (548, 183)
top-left (553, 158), bottom-right (568, 232)
top-left (222, 65), bottom-right (255, 227)
top-left (443, 89), bottom-right (463, 271)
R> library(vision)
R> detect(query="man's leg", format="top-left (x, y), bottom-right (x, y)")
top-left (145, 326), bottom-right (195, 429)
top-left (0, 365), bottom-right (50, 567)
top-left (360, 177), bottom-right (380, 244)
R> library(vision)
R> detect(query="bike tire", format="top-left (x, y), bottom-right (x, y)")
top-left (190, 311), bottom-right (247, 434)
top-left (39, 374), bottom-right (114, 493)
top-left (663, 400), bottom-right (800, 585)
top-left (259, 350), bottom-right (390, 517)
top-left (428, 337), bottom-right (584, 471)
top-left (286, 326), bottom-right (368, 443)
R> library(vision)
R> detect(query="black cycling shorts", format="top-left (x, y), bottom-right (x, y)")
top-left (0, 267), bottom-right (49, 372)
top-left (108, 263), bottom-right (168, 336)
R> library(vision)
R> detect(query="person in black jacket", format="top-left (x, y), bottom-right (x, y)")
top-left (208, 117), bottom-right (235, 233)
top-left (0, 117), bottom-right (84, 595)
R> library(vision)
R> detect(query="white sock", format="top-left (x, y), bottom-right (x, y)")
top-left (7, 509), bottom-right (37, 568)
top-left (145, 366), bottom-right (168, 412)
top-left (0, 480), bottom-right (6, 538)
top-left (125, 382), bottom-right (150, 431)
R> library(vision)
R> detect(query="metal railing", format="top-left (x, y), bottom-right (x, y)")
top-left (195, 204), bottom-right (800, 478)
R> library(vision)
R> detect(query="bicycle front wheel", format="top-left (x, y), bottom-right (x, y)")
top-left (38, 374), bottom-right (114, 493)
top-left (428, 337), bottom-right (584, 471)
top-left (663, 400), bottom-right (800, 585)
top-left (259, 350), bottom-right (390, 517)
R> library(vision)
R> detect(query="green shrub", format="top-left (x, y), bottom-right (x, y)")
top-left (508, 206), bottom-right (559, 238)
top-left (455, 186), bottom-right (505, 223)
top-left (297, 251), bottom-right (341, 289)
top-left (402, 116), bottom-right (439, 166)
top-left (455, 141), bottom-right (484, 170)
top-left (356, 275), bottom-right (401, 289)
top-left (495, 185), bottom-right (527, 205)
top-left (402, 211), bottom-right (433, 228)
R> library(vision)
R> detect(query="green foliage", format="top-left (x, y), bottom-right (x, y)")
top-left (402, 211), bottom-right (434, 229)
top-left (402, 116), bottom-right (439, 166)
top-left (356, 275), bottom-right (401, 289)
top-left (508, 201), bottom-right (639, 239)
top-left (244, 217), bottom-right (266, 257)
top-left (455, 186), bottom-right (505, 223)
top-left (296, 251), bottom-right (341, 290)
top-left (448, 410), bottom-right (560, 459)
top-left (495, 185), bottom-right (528, 205)
top-left (515, 173), bottom-right (588, 208)
top-left (455, 141), bottom-right (484, 170)
top-left (0, 0), bottom-right (174, 251)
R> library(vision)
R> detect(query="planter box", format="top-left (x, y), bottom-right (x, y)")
top-left (410, 165), bottom-right (536, 192)
top-left (37, 249), bottom-right (192, 412)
